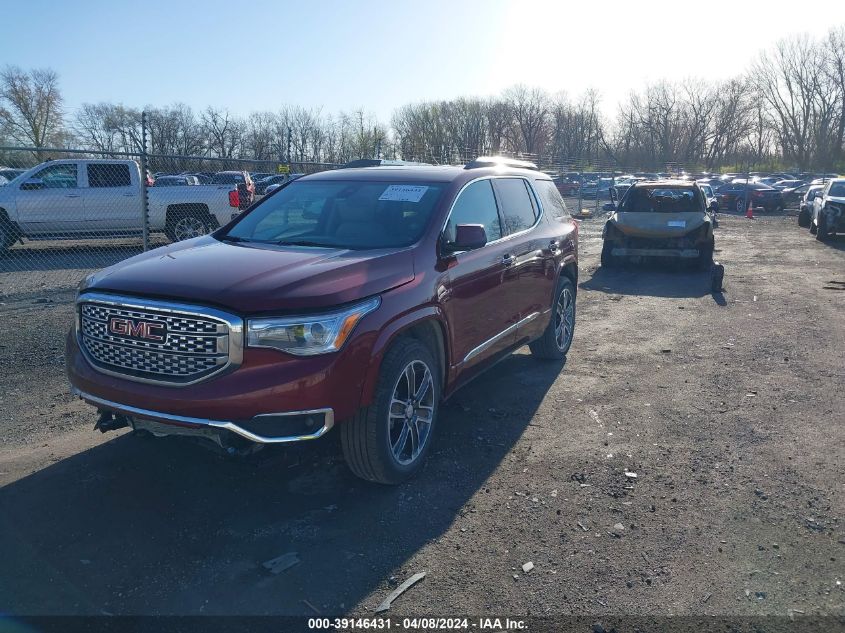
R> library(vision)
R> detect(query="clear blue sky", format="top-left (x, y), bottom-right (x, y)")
top-left (1, 0), bottom-right (838, 122)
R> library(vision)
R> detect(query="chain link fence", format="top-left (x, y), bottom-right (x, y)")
top-left (0, 144), bottom-right (341, 297)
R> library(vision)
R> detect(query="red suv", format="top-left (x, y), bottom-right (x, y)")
top-left (66, 158), bottom-right (579, 484)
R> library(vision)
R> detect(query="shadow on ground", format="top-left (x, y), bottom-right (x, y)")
top-left (580, 263), bottom-right (717, 299)
top-left (0, 353), bottom-right (563, 616)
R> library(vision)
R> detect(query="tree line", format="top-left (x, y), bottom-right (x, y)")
top-left (1, 26), bottom-right (843, 172)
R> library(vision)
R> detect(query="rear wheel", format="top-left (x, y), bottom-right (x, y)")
top-left (530, 277), bottom-right (576, 360)
top-left (0, 221), bottom-right (16, 254)
top-left (341, 338), bottom-right (439, 485)
top-left (166, 212), bottom-right (213, 242)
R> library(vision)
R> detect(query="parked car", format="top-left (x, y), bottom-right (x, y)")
top-left (254, 174), bottom-right (290, 195)
top-left (699, 183), bottom-right (719, 227)
top-left (0, 175), bottom-right (7, 187)
top-left (553, 175), bottom-right (580, 195)
top-left (601, 181), bottom-right (721, 288)
top-left (717, 182), bottom-right (784, 213)
top-left (153, 175), bottom-right (200, 187)
top-left (250, 172), bottom-right (274, 182)
top-left (0, 159), bottom-right (242, 251)
top-left (263, 173), bottom-right (304, 195)
top-left (782, 182), bottom-right (813, 207)
top-left (798, 185), bottom-right (825, 227)
top-left (809, 178), bottom-right (845, 241)
top-left (581, 177), bottom-right (614, 199)
top-left (65, 158), bottom-right (579, 484)
top-left (211, 171), bottom-right (255, 208)
top-left (0, 168), bottom-right (25, 182)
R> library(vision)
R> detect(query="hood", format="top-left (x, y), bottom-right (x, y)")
top-left (84, 236), bottom-right (415, 314)
top-left (610, 211), bottom-right (708, 238)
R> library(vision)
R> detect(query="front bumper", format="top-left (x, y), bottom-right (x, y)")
top-left (66, 319), bottom-right (375, 442)
top-left (71, 387), bottom-right (333, 444)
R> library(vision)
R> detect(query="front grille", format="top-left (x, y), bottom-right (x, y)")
top-left (78, 296), bottom-right (241, 385)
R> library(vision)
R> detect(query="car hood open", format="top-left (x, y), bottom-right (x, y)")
top-left (610, 212), bottom-right (708, 238)
top-left (83, 236), bottom-right (416, 314)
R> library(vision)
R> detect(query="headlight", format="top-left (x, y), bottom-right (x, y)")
top-left (247, 296), bottom-right (380, 356)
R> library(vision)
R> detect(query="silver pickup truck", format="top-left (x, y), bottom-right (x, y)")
top-left (0, 159), bottom-right (242, 252)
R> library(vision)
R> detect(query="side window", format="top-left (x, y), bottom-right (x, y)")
top-left (87, 164), bottom-right (131, 188)
top-left (443, 179), bottom-right (502, 245)
top-left (493, 178), bottom-right (537, 235)
top-left (534, 180), bottom-right (570, 221)
top-left (32, 164), bottom-right (78, 189)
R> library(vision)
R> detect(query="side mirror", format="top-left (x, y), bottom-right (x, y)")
top-left (20, 178), bottom-right (44, 191)
top-left (602, 202), bottom-right (616, 211)
top-left (447, 224), bottom-right (487, 252)
top-left (708, 201), bottom-right (718, 212)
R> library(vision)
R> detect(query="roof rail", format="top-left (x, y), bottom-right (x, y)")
top-left (464, 156), bottom-right (538, 170)
top-left (343, 159), bottom-right (432, 168)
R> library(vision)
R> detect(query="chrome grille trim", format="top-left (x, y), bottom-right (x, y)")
top-left (76, 292), bottom-right (244, 387)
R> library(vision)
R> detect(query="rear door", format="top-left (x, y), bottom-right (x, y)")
top-left (441, 178), bottom-right (516, 372)
top-left (15, 162), bottom-right (84, 234)
top-left (491, 177), bottom-right (554, 336)
top-left (83, 162), bottom-right (140, 231)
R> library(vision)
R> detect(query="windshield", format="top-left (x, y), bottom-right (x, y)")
top-left (828, 183), bottom-right (845, 197)
top-left (620, 186), bottom-right (704, 213)
top-left (224, 179), bottom-right (445, 249)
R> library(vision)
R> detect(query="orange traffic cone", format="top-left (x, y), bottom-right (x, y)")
top-left (745, 200), bottom-right (754, 219)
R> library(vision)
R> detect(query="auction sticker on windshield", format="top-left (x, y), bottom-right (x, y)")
top-left (379, 185), bottom-right (429, 202)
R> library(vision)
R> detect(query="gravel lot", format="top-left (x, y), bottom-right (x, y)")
top-left (0, 210), bottom-right (843, 622)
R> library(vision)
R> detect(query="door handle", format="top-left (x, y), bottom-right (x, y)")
top-left (502, 253), bottom-right (515, 266)
top-left (548, 240), bottom-right (560, 252)
top-left (65, 194), bottom-right (81, 198)
top-left (122, 193), bottom-right (137, 197)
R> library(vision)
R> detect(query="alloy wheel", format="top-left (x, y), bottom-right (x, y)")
top-left (173, 216), bottom-right (208, 241)
top-left (554, 287), bottom-right (575, 351)
top-left (388, 360), bottom-right (434, 466)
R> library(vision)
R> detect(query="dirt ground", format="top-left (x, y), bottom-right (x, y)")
top-left (0, 210), bottom-right (843, 623)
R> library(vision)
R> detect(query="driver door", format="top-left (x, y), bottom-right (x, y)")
top-left (16, 162), bottom-right (85, 234)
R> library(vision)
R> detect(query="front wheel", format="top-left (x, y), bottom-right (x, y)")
top-left (0, 221), bottom-right (16, 254)
top-left (798, 208), bottom-right (811, 228)
top-left (816, 213), bottom-right (830, 242)
top-left (697, 241), bottom-right (715, 271)
top-left (341, 338), bottom-right (439, 484)
top-left (600, 241), bottom-right (618, 268)
top-left (530, 277), bottom-right (576, 360)
top-left (735, 198), bottom-right (746, 214)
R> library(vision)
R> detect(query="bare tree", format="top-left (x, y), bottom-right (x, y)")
top-left (0, 66), bottom-right (65, 158)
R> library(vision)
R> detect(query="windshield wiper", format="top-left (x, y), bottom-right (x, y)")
top-left (218, 234), bottom-right (251, 243)
top-left (276, 240), bottom-right (335, 248)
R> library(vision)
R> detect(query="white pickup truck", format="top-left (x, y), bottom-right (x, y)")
top-left (0, 159), bottom-right (242, 252)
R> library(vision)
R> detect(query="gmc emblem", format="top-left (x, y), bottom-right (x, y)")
top-left (108, 317), bottom-right (166, 342)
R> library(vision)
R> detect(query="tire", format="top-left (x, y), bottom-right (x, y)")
top-left (530, 276), bottom-right (576, 360)
top-left (341, 338), bottom-right (440, 485)
top-left (600, 241), bottom-right (617, 268)
top-left (165, 212), bottom-right (213, 242)
top-left (711, 263), bottom-right (725, 292)
top-left (810, 220), bottom-right (817, 235)
top-left (816, 213), bottom-right (829, 242)
top-left (735, 198), bottom-right (746, 214)
top-left (798, 208), bottom-right (811, 228)
top-left (0, 221), bottom-right (16, 254)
